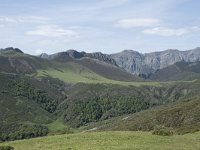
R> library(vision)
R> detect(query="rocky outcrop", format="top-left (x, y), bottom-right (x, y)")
top-left (110, 47), bottom-right (200, 76)
top-left (39, 50), bottom-right (117, 66)
top-left (84, 52), bottom-right (117, 66)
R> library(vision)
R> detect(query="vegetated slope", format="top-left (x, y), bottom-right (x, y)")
top-left (0, 48), bottom-right (51, 74)
top-left (38, 50), bottom-right (138, 82)
top-left (150, 61), bottom-right (200, 81)
top-left (76, 58), bottom-right (139, 81)
top-left (36, 60), bottom-right (139, 85)
top-left (84, 94), bottom-right (200, 134)
top-left (57, 80), bottom-right (200, 128)
top-left (0, 73), bottom-right (66, 141)
top-left (1, 131), bottom-right (200, 150)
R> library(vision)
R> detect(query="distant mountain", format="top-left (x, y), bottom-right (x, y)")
top-left (110, 47), bottom-right (200, 77)
top-left (0, 47), bottom-right (137, 82)
top-left (2, 47), bottom-right (200, 80)
top-left (38, 50), bottom-right (137, 81)
top-left (39, 50), bottom-right (117, 66)
top-left (39, 47), bottom-right (200, 77)
top-left (0, 47), bottom-right (24, 54)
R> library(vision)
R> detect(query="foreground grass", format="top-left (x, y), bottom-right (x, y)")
top-left (1, 131), bottom-right (200, 150)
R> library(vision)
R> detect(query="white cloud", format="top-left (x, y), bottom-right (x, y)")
top-left (26, 25), bottom-right (80, 38)
top-left (0, 16), bottom-right (50, 24)
top-left (116, 18), bottom-right (160, 28)
top-left (0, 24), bottom-right (4, 28)
top-left (143, 27), bottom-right (190, 37)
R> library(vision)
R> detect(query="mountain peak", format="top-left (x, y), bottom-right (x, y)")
top-left (122, 49), bottom-right (140, 53)
top-left (39, 53), bottom-right (49, 59)
top-left (66, 49), bottom-right (84, 59)
top-left (0, 47), bottom-right (24, 54)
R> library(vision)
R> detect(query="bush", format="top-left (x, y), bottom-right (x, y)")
top-left (0, 146), bottom-right (14, 150)
top-left (0, 124), bottom-right (49, 141)
top-left (152, 125), bottom-right (174, 136)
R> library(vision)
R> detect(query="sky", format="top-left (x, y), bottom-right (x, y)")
top-left (0, 0), bottom-right (200, 55)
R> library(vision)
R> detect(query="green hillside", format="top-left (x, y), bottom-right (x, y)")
top-left (1, 131), bottom-right (200, 150)
top-left (36, 63), bottom-right (160, 86)
top-left (0, 50), bottom-right (139, 85)
top-left (150, 61), bottom-right (200, 81)
top-left (76, 58), bottom-right (138, 81)
top-left (56, 79), bottom-right (200, 128)
top-left (83, 95), bottom-right (200, 134)
top-left (0, 73), bottom-right (68, 141)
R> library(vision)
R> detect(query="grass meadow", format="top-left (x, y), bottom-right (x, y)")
top-left (1, 131), bottom-right (200, 150)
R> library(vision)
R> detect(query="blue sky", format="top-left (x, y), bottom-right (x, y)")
top-left (0, 0), bottom-right (200, 54)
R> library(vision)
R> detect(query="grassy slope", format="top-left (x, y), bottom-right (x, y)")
top-left (1, 131), bottom-right (200, 150)
top-left (76, 58), bottom-right (138, 81)
top-left (36, 61), bottom-right (162, 86)
top-left (150, 61), bottom-right (200, 81)
top-left (47, 120), bottom-right (69, 132)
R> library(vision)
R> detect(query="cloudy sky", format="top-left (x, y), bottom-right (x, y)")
top-left (0, 0), bottom-right (200, 54)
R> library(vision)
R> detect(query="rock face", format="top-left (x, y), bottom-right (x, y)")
top-left (84, 52), bottom-right (117, 66)
top-left (110, 47), bottom-right (200, 76)
top-left (39, 50), bottom-right (117, 66)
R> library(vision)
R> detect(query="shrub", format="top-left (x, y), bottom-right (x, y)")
top-left (152, 125), bottom-right (174, 136)
top-left (0, 146), bottom-right (14, 150)
top-left (0, 124), bottom-right (49, 141)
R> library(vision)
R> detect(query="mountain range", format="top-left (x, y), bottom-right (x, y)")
top-left (39, 47), bottom-right (200, 78)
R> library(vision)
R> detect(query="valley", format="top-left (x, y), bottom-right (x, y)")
top-left (1, 47), bottom-right (200, 149)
